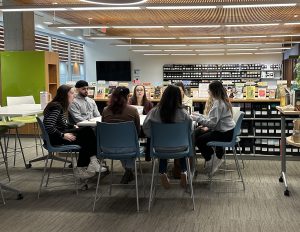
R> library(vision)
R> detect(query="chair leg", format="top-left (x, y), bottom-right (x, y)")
top-left (15, 128), bottom-right (27, 168)
top-left (70, 151), bottom-right (78, 195)
top-left (93, 161), bottom-right (102, 212)
top-left (45, 154), bottom-right (54, 187)
top-left (148, 158), bottom-right (156, 212)
top-left (138, 157), bottom-right (145, 198)
top-left (0, 137), bottom-right (10, 181)
top-left (209, 147), bottom-right (216, 186)
top-left (33, 123), bottom-right (39, 157)
top-left (38, 152), bottom-right (50, 199)
top-left (233, 147), bottom-right (245, 190)
top-left (0, 184), bottom-right (5, 205)
top-left (134, 159), bottom-right (139, 212)
top-left (186, 157), bottom-right (195, 210)
top-left (238, 142), bottom-right (245, 169)
top-left (13, 132), bottom-right (17, 167)
top-left (109, 160), bottom-right (114, 196)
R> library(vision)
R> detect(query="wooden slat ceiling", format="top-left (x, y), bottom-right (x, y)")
top-left (10, 0), bottom-right (300, 45)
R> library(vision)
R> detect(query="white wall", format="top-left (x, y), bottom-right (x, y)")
top-left (85, 40), bottom-right (283, 83)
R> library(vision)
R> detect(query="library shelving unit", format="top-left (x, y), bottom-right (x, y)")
top-left (163, 63), bottom-right (282, 87)
top-left (0, 51), bottom-right (59, 134)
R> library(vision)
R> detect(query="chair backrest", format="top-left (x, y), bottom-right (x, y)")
top-left (150, 120), bottom-right (193, 157)
top-left (7, 96), bottom-right (35, 106)
top-left (96, 121), bottom-right (140, 156)
top-left (36, 116), bottom-right (51, 150)
top-left (232, 107), bottom-right (241, 123)
top-left (231, 111), bottom-right (245, 143)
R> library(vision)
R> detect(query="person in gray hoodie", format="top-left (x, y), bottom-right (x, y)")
top-left (192, 81), bottom-right (235, 176)
top-left (143, 85), bottom-right (192, 189)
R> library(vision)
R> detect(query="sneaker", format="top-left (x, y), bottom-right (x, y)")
top-left (211, 156), bottom-right (224, 176)
top-left (120, 169), bottom-right (134, 184)
top-left (160, 173), bottom-right (171, 189)
top-left (204, 158), bottom-right (213, 173)
top-left (180, 172), bottom-right (187, 188)
top-left (74, 167), bottom-right (95, 179)
top-left (87, 160), bottom-right (107, 173)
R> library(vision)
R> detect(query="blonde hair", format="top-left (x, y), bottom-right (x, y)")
top-left (204, 96), bottom-right (213, 116)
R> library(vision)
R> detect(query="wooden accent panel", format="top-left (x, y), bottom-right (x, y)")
top-left (283, 58), bottom-right (297, 87)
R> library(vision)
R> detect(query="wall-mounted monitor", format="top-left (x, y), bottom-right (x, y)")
top-left (96, 61), bottom-right (131, 81)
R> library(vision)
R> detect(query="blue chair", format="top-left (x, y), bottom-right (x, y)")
top-left (207, 111), bottom-right (245, 190)
top-left (148, 121), bottom-right (195, 212)
top-left (93, 121), bottom-right (144, 212)
top-left (36, 116), bottom-right (81, 198)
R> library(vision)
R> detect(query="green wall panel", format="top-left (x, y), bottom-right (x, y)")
top-left (0, 51), bottom-right (46, 105)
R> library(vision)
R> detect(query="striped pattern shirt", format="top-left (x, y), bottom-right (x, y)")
top-left (43, 102), bottom-right (73, 138)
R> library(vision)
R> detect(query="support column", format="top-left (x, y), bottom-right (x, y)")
top-left (3, 0), bottom-right (35, 51)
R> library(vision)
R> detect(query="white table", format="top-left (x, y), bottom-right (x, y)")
top-left (0, 104), bottom-right (43, 118)
top-left (77, 115), bottom-right (147, 127)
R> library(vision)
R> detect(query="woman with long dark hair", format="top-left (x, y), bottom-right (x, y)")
top-left (102, 86), bottom-right (140, 184)
top-left (192, 81), bottom-right (235, 176)
top-left (43, 85), bottom-right (105, 179)
top-left (143, 85), bottom-right (192, 189)
top-left (129, 85), bottom-right (153, 115)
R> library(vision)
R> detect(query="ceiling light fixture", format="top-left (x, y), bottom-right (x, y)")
top-left (58, 25), bottom-right (110, 29)
top-left (259, 47), bottom-right (292, 50)
top-left (227, 48), bottom-right (258, 51)
top-left (171, 54), bottom-right (197, 56)
top-left (115, 44), bottom-right (150, 47)
top-left (284, 22), bottom-right (300, 25)
top-left (146, 6), bottom-right (217, 10)
top-left (227, 53), bottom-right (253, 55)
top-left (112, 26), bottom-right (164, 28)
top-left (225, 23), bottom-right (279, 27)
top-left (89, 37), bottom-right (131, 39)
top-left (79, 0), bottom-right (147, 5)
top-left (152, 44), bottom-right (187, 47)
top-left (195, 49), bottom-right (225, 52)
top-left (1, 7), bottom-right (67, 12)
top-left (255, 52), bottom-right (283, 54)
top-left (131, 50), bottom-right (162, 52)
top-left (224, 35), bottom-right (267, 38)
top-left (168, 25), bottom-right (221, 28)
top-left (164, 50), bottom-right (193, 52)
top-left (223, 3), bottom-right (296, 8)
top-left (179, 37), bottom-right (221, 39)
top-left (71, 7), bottom-right (140, 10)
top-left (134, 37), bottom-right (176, 39)
top-left (198, 53), bottom-right (224, 56)
top-left (144, 54), bottom-right (169, 56)
top-left (270, 34), bottom-right (300, 37)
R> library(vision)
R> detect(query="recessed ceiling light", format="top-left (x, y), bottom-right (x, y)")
top-left (227, 53), bottom-right (253, 55)
top-left (294, 15), bottom-right (299, 18)
top-left (227, 43), bottom-right (263, 46)
top-left (227, 48), bottom-right (258, 51)
top-left (284, 23), bottom-right (300, 25)
top-left (195, 49), bottom-right (225, 52)
top-left (152, 44), bottom-right (187, 47)
top-left (198, 53), bottom-right (224, 56)
top-left (57, 25), bottom-right (110, 29)
top-left (71, 7), bottom-right (140, 10)
top-left (260, 47), bottom-right (292, 50)
top-left (1, 7), bottom-right (67, 12)
top-left (255, 52), bottom-right (283, 54)
top-left (43, 21), bottom-right (53, 25)
top-left (270, 34), bottom-right (300, 37)
top-left (89, 37), bottom-right (131, 39)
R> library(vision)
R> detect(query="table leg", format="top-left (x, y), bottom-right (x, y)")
top-left (279, 115), bottom-right (290, 196)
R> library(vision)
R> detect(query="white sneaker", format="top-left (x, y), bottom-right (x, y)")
top-left (87, 160), bottom-right (107, 173)
top-left (211, 156), bottom-right (224, 176)
top-left (74, 167), bottom-right (95, 179)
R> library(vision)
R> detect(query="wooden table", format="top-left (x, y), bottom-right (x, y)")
top-left (276, 106), bottom-right (300, 196)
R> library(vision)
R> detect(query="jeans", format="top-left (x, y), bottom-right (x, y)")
top-left (159, 158), bottom-right (187, 174)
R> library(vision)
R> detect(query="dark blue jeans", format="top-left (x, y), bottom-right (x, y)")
top-left (159, 158), bottom-right (187, 174)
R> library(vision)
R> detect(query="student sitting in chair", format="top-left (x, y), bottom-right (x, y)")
top-left (69, 80), bottom-right (100, 123)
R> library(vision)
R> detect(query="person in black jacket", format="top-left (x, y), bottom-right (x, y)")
top-left (43, 84), bottom-right (106, 179)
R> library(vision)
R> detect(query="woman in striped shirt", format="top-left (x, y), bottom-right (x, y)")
top-left (43, 85), bottom-right (104, 179)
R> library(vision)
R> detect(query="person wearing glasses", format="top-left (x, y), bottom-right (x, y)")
top-left (69, 80), bottom-right (101, 123)
top-left (129, 85), bottom-right (153, 115)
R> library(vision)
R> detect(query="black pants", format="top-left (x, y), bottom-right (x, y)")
top-left (195, 128), bottom-right (234, 161)
top-left (50, 127), bottom-right (97, 167)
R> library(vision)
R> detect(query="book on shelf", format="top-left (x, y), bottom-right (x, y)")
top-left (245, 85), bottom-right (256, 99)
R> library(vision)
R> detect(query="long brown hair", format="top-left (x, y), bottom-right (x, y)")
top-left (130, 85), bottom-right (149, 106)
top-left (209, 81), bottom-right (232, 114)
top-left (159, 85), bottom-right (183, 123)
top-left (108, 86), bottom-right (130, 114)
top-left (44, 85), bottom-right (72, 114)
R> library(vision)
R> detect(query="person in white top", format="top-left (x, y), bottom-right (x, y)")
top-left (69, 80), bottom-right (101, 123)
top-left (191, 81), bottom-right (235, 176)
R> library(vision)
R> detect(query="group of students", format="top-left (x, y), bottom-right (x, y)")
top-left (43, 80), bottom-right (235, 188)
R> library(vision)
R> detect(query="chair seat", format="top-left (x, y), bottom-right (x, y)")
top-left (207, 141), bottom-right (237, 148)
top-left (97, 151), bottom-right (142, 160)
top-left (45, 144), bottom-right (81, 153)
top-left (0, 121), bottom-right (25, 129)
top-left (152, 148), bottom-right (190, 160)
top-left (11, 116), bottom-right (37, 124)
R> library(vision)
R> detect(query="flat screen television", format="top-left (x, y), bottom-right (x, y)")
top-left (96, 61), bottom-right (131, 81)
